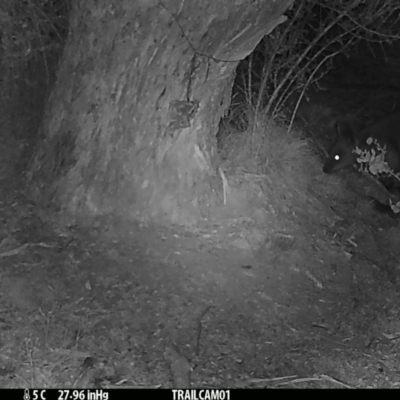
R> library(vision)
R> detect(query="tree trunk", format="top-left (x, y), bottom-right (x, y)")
top-left (27, 0), bottom-right (291, 225)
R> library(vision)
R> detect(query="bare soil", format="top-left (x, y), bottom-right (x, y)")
top-left (1, 94), bottom-right (400, 389)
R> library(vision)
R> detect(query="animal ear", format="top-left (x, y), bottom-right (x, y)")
top-left (336, 120), bottom-right (356, 145)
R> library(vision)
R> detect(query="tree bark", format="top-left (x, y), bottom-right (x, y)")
top-left (27, 0), bottom-right (291, 225)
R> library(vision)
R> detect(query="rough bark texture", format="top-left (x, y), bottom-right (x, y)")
top-left (27, 0), bottom-right (291, 224)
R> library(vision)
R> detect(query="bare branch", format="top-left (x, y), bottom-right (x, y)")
top-left (235, 0), bottom-right (400, 119)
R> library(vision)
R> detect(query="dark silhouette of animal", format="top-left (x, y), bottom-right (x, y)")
top-left (323, 113), bottom-right (400, 195)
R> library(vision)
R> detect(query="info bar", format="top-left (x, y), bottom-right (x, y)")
top-left (2, 389), bottom-right (237, 400)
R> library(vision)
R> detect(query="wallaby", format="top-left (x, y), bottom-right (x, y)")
top-left (323, 113), bottom-right (400, 214)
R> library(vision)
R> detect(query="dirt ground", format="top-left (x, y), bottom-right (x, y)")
top-left (1, 90), bottom-right (400, 389)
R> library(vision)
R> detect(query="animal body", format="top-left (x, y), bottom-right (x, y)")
top-left (323, 113), bottom-right (400, 195)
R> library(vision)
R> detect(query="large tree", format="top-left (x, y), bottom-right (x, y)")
top-left (27, 0), bottom-right (290, 225)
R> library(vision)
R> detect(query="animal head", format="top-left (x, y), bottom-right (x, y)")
top-left (323, 120), bottom-right (359, 174)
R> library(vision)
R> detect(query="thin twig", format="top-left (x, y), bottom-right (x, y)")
top-left (276, 374), bottom-right (354, 388)
top-left (249, 375), bottom-right (297, 383)
top-left (195, 305), bottom-right (213, 357)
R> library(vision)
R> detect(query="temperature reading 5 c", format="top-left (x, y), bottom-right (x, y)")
top-left (32, 390), bottom-right (47, 400)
